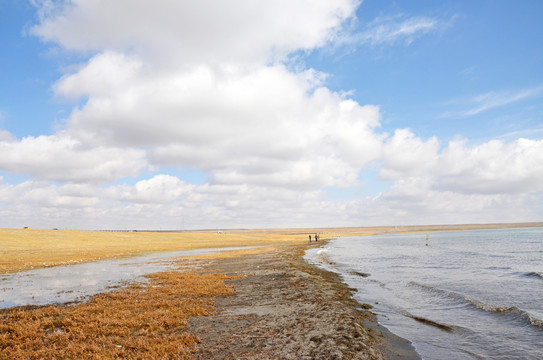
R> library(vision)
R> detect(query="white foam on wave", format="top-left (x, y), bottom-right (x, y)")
top-left (408, 281), bottom-right (543, 328)
top-left (316, 248), bottom-right (328, 255)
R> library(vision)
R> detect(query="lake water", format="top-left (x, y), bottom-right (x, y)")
top-left (0, 246), bottom-right (256, 309)
top-left (305, 228), bottom-right (543, 359)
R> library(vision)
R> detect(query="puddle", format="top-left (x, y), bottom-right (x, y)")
top-left (0, 246), bottom-right (255, 309)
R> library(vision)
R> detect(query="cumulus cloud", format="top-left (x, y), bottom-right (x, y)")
top-left (380, 129), bottom-right (439, 180)
top-left (53, 52), bottom-right (143, 100)
top-left (53, 53), bottom-right (383, 189)
top-left (0, 129), bottom-right (15, 142)
top-left (0, 176), bottom-right (341, 229)
top-left (31, 0), bottom-right (359, 65)
top-left (0, 133), bottom-right (147, 183)
top-left (108, 175), bottom-right (195, 204)
top-left (380, 130), bottom-right (543, 195)
top-left (29, 0), bottom-right (382, 192)
top-left (363, 177), bottom-right (543, 225)
top-left (0, 181), bottom-right (99, 214)
top-left (437, 137), bottom-right (543, 194)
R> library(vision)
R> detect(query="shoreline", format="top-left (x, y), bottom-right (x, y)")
top-left (2, 222), bottom-right (541, 274)
top-left (0, 243), bottom-right (420, 359)
top-left (189, 244), bottom-right (421, 359)
top-left (3, 224), bottom-right (541, 358)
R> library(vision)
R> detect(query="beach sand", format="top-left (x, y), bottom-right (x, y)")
top-left (189, 244), bottom-right (421, 359)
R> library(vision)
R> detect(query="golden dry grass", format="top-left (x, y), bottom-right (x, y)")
top-left (0, 228), bottom-right (307, 274)
top-left (0, 269), bottom-right (239, 359)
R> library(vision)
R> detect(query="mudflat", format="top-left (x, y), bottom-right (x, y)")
top-left (189, 244), bottom-right (420, 359)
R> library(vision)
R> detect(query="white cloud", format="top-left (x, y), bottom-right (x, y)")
top-left (380, 129), bottom-right (439, 180)
top-left (339, 14), bottom-right (454, 47)
top-left (364, 16), bottom-right (439, 45)
top-left (2, 168), bottom-right (542, 230)
top-left (108, 175), bottom-right (194, 204)
top-left (466, 88), bottom-right (542, 116)
top-left (53, 52), bottom-right (142, 100)
top-left (437, 137), bottom-right (543, 194)
top-left (0, 133), bottom-right (147, 183)
top-left (31, 0), bottom-right (359, 65)
top-left (0, 176), bottom-right (340, 229)
top-left (443, 86), bottom-right (543, 117)
top-left (55, 56), bottom-right (383, 189)
top-left (0, 129), bottom-right (15, 142)
top-left (380, 130), bottom-right (543, 195)
top-left (363, 177), bottom-right (543, 225)
top-left (498, 126), bottom-right (543, 141)
top-left (0, 180), bottom-right (99, 209)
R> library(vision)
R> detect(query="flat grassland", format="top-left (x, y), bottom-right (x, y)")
top-left (1, 222), bottom-right (541, 274)
top-left (0, 228), bottom-right (302, 274)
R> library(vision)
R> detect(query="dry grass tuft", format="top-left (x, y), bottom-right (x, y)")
top-left (0, 270), bottom-right (239, 359)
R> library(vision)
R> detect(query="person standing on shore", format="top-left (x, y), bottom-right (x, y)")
top-left (315, 234), bottom-right (318, 242)
top-left (309, 234), bottom-right (312, 243)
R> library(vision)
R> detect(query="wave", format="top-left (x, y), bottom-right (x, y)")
top-left (485, 266), bottom-right (512, 271)
top-left (409, 281), bottom-right (435, 291)
top-left (402, 311), bottom-right (455, 332)
top-left (524, 271), bottom-right (543, 280)
top-left (316, 248), bottom-right (328, 255)
top-left (527, 314), bottom-right (543, 327)
top-left (346, 272), bottom-right (389, 289)
top-left (458, 298), bottom-right (543, 327)
top-left (313, 252), bottom-right (335, 266)
top-left (466, 297), bottom-right (519, 313)
top-left (409, 281), bottom-right (543, 328)
top-left (348, 271), bottom-right (370, 278)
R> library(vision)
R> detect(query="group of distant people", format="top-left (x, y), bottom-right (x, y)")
top-left (309, 234), bottom-right (319, 243)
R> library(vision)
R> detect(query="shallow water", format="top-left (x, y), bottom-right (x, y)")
top-left (305, 228), bottom-right (543, 360)
top-left (0, 246), bottom-right (255, 309)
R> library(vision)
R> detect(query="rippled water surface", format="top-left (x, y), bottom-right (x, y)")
top-left (305, 228), bottom-right (543, 359)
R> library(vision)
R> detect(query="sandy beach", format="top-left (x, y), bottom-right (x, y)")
top-left (188, 244), bottom-right (420, 359)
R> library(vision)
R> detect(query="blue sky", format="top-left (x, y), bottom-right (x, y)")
top-left (309, 0), bottom-right (543, 142)
top-left (0, 0), bottom-right (542, 230)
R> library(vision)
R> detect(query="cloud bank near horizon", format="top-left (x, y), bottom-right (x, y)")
top-left (0, 0), bottom-right (542, 229)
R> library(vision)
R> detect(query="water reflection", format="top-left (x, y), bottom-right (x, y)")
top-left (1, 246), bottom-right (252, 309)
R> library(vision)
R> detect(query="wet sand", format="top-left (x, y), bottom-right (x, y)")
top-left (189, 244), bottom-right (421, 359)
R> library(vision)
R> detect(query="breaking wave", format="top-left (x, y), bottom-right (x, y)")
top-left (314, 250), bottom-right (335, 266)
top-left (409, 281), bottom-right (543, 328)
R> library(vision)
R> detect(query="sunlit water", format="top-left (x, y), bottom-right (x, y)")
top-left (305, 228), bottom-right (543, 359)
top-left (0, 246), bottom-right (256, 309)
